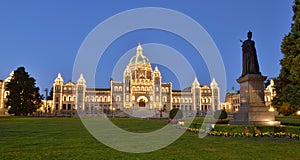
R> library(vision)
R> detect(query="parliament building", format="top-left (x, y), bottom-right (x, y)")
top-left (0, 44), bottom-right (277, 116)
top-left (52, 44), bottom-right (221, 115)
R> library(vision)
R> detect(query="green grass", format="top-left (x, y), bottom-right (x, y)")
top-left (0, 117), bottom-right (300, 160)
top-left (110, 118), bottom-right (166, 132)
top-left (276, 116), bottom-right (300, 126)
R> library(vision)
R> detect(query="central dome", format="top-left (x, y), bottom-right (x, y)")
top-left (129, 43), bottom-right (150, 65)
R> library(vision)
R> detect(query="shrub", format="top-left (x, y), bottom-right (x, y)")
top-left (214, 110), bottom-right (228, 120)
top-left (169, 108), bottom-right (183, 119)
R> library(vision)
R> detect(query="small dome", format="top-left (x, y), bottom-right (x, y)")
top-left (228, 86), bottom-right (239, 94)
top-left (129, 43), bottom-right (150, 65)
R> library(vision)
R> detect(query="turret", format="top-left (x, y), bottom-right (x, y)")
top-left (210, 78), bottom-right (220, 111)
top-left (192, 77), bottom-right (201, 111)
top-left (77, 74), bottom-right (86, 85)
top-left (76, 74), bottom-right (86, 111)
top-left (54, 73), bottom-right (64, 85)
top-left (192, 77), bottom-right (200, 88)
top-left (53, 73), bottom-right (64, 112)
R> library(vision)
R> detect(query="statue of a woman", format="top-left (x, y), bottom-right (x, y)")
top-left (241, 31), bottom-right (260, 77)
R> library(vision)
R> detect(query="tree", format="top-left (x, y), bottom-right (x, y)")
top-left (214, 110), bottom-right (227, 120)
top-left (273, 0), bottom-right (300, 115)
top-left (47, 87), bottom-right (53, 100)
top-left (5, 67), bottom-right (42, 116)
top-left (169, 108), bottom-right (183, 119)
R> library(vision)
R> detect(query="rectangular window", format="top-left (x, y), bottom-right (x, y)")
top-left (56, 104), bottom-right (59, 110)
top-left (63, 104), bottom-right (66, 110)
top-left (68, 104), bottom-right (71, 110)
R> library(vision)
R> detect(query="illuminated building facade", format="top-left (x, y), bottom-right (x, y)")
top-left (52, 44), bottom-right (220, 115)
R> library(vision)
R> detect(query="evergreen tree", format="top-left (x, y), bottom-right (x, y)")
top-left (47, 87), bottom-right (53, 100)
top-left (5, 67), bottom-right (42, 116)
top-left (273, 0), bottom-right (300, 115)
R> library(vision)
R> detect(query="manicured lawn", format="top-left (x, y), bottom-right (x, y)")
top-left (276, 116), bottom-right (300, 126)
top-left (0, 117), bottom-right (300, 160)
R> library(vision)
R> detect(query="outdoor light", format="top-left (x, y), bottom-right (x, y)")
top-left (211, 124), bottom-right (215, 129)
top-left (269, 107), bottom-right (275, 112)
top-left (297, 110), bottom-right (300, 116)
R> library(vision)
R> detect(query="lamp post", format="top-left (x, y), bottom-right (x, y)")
top-left (112, 107), bottom-right (115, 118)
top-left (45, 88), bottom-right (48, 114)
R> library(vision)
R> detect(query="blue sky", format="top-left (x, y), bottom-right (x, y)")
top-left (0, 1), bottom-right (294, 100)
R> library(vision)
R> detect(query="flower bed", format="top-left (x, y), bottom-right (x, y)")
top-left (216, 120), bottom-right (230, 124)
top-left (181, 124), bottom-right (300, 139)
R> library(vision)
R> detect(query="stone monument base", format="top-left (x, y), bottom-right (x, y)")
top-left (230, 74), bottom-right (280, 126)
top-left (230, 106), bottom-right (281, 126)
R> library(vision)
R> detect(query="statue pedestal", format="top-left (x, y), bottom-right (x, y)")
top-left (231, 74), bottom-right (280, 126)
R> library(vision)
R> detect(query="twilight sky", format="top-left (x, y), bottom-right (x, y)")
top-left (0, 1), bottom-right (294, 100)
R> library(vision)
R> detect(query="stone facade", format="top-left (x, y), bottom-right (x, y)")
top-left (52, 44), bottom-right (221, 115)
top-left (0, 72), bottom-right (13, 115)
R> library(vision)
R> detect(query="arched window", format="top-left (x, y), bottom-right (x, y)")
top-left (119, 86), bottom-right (122, 92)
top-left (63, 96), bottom-right (67, 101)
top-left (114, 86), bottom-right (118, 92)
top-left (104, 96), bottom-right (107, 102)
top-left (141, 86), bottom-right (144, 91)
top-left (163, 96), bottom-right (167, 102)
top-left (116, 96), bottom-right (120, 102)
top-left (189, 98), bottom-right (192, 103)
top-left (133, 86), bottom-right (136, 91)
top-left (86, 96), bottom-right (89, 102)
top-left (68, 96), bottom-right (71, 101)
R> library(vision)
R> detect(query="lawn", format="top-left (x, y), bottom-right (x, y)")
top-left (0, 117), bottom-right (300, 160)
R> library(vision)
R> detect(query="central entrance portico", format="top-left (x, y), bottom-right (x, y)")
top-left (137, 96), bottom-right (148, 107)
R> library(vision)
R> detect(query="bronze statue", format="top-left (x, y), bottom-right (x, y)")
top-left (241, 31), bottom-right (260, 77)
